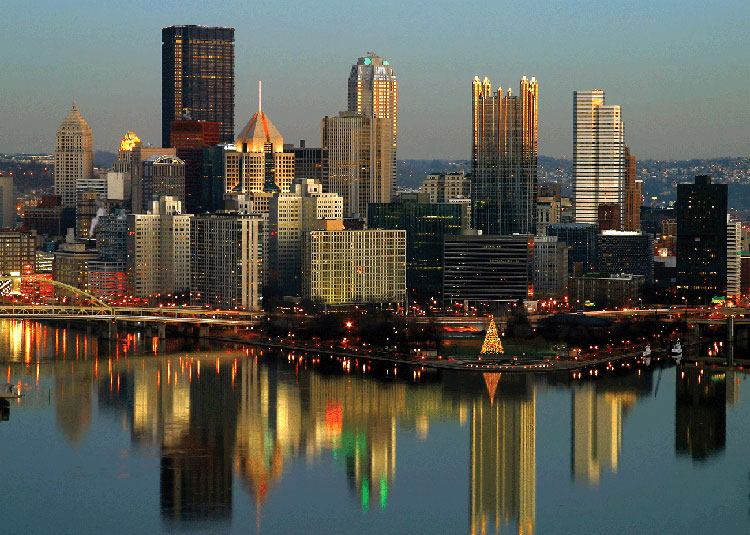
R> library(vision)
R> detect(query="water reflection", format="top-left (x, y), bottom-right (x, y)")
top-left (1, 320), bottom-right (747, 534)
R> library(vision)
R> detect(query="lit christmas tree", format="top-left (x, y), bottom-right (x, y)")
top-left (480, 317), bottom-right (504, 355)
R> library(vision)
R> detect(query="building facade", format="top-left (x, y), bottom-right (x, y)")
top-left (190, 213), bottom-right (265, 310)
top-left (420, 171), bottom-right (470, 203)
top-left (443, 234), bottom-right (534, 307)
top-left (597, 230), bottom-right (654, 283)
top-left (54, 103), bottom-right (93, 208)
top-left (162, 26), bottom-right (235, 146)
top-left (170, 120), bottom-right (221, 213)
top-left (302, 230), bottom-right (406, 305)
top-left (0, 176), bottom-right (15, 229)
top-left (546, 223), bottom-right (599, 275)
top-left (348, 52), bottom-right (397, 194)
top-left (127, 197), bottom-right (191, 300)
top-left (268, 179), bottom-right (343, 296)
top-left (569, 273), bottom-right (644, 310)
top-left (623, 146), bottom-right (642, 231)
top-left (727, 216), bottom-right (741, 300)
top-left (676, 175), bottom-right (728, 303)
top-left (471, 76), bottom-right (538, 235)
top-left (0, 230), bottom-right (36, 275)
top-left (573, 90), bottom-right (625, 225)
top-left (293, 142), bottom-right (329, 189)
top-left (142, 155), bottom-right (186, 212)
top-left (368, 198), bottom-right (468, 299)
top-left (53, 241), bottom-right (98, 291)
top-left (322, 111), bottom-right (393, 219)
top-left (533, 235), bottom-right (568, 299)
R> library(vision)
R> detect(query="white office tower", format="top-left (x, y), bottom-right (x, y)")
top-left (54, 103), bottom-right (94, 208)
top-left (573, 90), bottom-right (625, 224)
top-left (727, 216), bottom-right (741, 299)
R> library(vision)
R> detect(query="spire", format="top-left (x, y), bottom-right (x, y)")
top-left (258, 81), bottom-right (262, 113)
top-left (72, 101), bottom-right (77, 111)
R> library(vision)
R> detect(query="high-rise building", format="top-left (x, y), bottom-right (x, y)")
top-left (676, 175), bottom-right (728, 303)
top-left (727, 216), bottom-right (741, 300)
top-left (162, 26), bottom-right (235, 146)
top-left (23, 195), bottom-right (65, 238)
top-left (53, 240), bottom-right (98, 291)
top-left (420, 171), bottom-right (470, 203)
top-left (113, 131), bottom-right (177, 214)
top-left (623, 146), bottom-right (641, 231)
top-left (96, 210), bottom-right (128, 263)
top-left (292, 141), bottom-right (329, 189)
top-left (127, 197), bottom-right (191, 300)
top-left (322, 111), bottom-right (393, 218)
top-left (368, 197), bottom-right (468, 299)
top-left (302, 230), bottom-right (406, 305)
top-left (597, 203), bottom-right (621, 231)
top-left (533, 235), bottom-right (568, 299)
top-left (75, 190), bottom-right (105, 239)
top-left (546, 223), bottom-right (599, 275)
top-left (348, 52), bottom-right (397, 193)
top-left (170, 120), bottom-right (221, 213)
top-left (0, 230), bottom-right (36, 275)
top-left (573, 90), bottom-right (625, 225)
top-left (471, 76), bottom-right (538, 235)
top-left (268, 178), bottom-right (343, 296)
top-left (190, 212), bottom-right (265, 310)
top-left (597, 230), bottom-right (654, 283)
top-left (0, 176), bottom-right (15, 229)
top-left (54, 103), bottom-right (93, 208)
top-left (142, 155), bottom-right (186, 212)
top-left (443, 234), bottom-right (534, 307)
top-left (224, 97), bottom-right (296, 213)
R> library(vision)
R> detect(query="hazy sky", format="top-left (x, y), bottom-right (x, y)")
top-left (1, 0), bottom-right (748, 160)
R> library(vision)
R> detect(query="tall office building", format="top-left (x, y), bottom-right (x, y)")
top-left (162, 25), bottom-right (234, 146)
top-left (322, 111), bottom-right (393, 218)
top-left (0, 176), bottom-right (14, 228)
top-left (368, 197), bottom-right (468, 299)
top-left (533, 235), bottom-right (568, 299)
top-left (170, 120), bottom-right (221, 213)
top-left (597, 230), bottom-right (654, 283)
top-left (676, 175), bottom-right (728, 303)
top-left (142, 155), bottom-right (186, 212)
top-left (302, 230), bottom-right (406, 305)
top-left (268, 178), bottom-right (343, 296)
top-left (727, 216), bottom-right (741, 300)
top-left (348, 52), bottom-right (397, 192)
top-left (224, 96), bottom-right (296, 213)
top-left (292, 141), bottom-right (329, 189)
top-left (623, 146), bottom-right (641, 231)
top-left (420, 171), bottom-right (470, 203)
top-left (547, 222), bottom-right (599, 275)
top-left (471, 76), bottom-right (538, 235)
top-left (54, 103), bottom-right (94, 208)
top-left (127, 197), bottom-right (192, 300)
top-left (190, 212), bottom-right (265, 310)
top-left (573, 90), bottom-right (625, 225)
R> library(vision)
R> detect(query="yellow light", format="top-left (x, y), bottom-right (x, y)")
top-left (119, 131), bottom-right (140, 152)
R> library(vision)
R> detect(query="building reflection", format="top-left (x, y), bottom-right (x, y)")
top-left (470, 373), bottom-right (535, 535)
top-left (570, 372), bottom-right (651, 485)
top-left (675, 367), bottom-right (727, 461)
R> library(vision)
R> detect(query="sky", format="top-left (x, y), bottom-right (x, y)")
top-left (1, 0), bottom-right (749, 161)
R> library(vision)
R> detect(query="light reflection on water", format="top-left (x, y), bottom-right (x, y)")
top-left (1, 319), bottom-right (749, 534)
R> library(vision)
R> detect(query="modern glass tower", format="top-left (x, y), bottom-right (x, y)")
top-left (162, 25), bottom-right (235, 146)
top-left (471, 76), bottom-right (538, 235)
top-left (573, 90), bottom-right (625, 225)
top-left (348, 53), bottom-right (397, 195)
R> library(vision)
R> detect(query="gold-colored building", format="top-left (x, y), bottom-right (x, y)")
top-left (302, 229), bottom-right (406, 305)
top-left (54, 103), bottom-right (93, 208)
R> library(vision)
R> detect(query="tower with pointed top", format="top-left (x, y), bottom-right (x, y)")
top-left (54, 103), bottom-right (94, 208)
top-left (471, 76), bottom-right (538, 235)
top-left (224, 85), bottom-right (295, 212)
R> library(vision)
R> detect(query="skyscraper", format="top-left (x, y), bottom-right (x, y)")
top-left (162, 25), bottom-right (235, 146)
top-left (170, 120), bottom-right (221, 213)
top-left (348, 52), bottom-right (397, 192)
top-left (471, 76), bottom-right (538, 235)
top-left (623, 146), bottom-right (642, 231)
top-left (322, 111), bottom-right (392, 218)
top-left (676, 175), bottom-right (728, 303)
top-left (573, 90), bottom-right (625, 225)
top-left (54, 103), bottom-right (93, 208)
top-left (0, 176), bottom-right (14, 229)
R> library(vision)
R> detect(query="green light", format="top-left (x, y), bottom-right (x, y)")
top-left (380, 476), bottom-right (387, 509)
top-left (361, 477), bottom-right (370, 511)
top-left (363, 57), bottom-right (372, 66)
top-left (383, 60), bottom-right (389, 66)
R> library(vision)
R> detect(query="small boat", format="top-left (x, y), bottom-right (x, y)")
top-left (672, 341), bottom-right (683, 363)
top-left (0, 383), bottom-right (21, 399)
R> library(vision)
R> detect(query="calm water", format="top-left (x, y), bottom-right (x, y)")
top-left (1, 319), bottom-right (750, 535)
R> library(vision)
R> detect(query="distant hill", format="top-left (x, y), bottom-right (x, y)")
top-left (95, 151), bottom-right (117, 168)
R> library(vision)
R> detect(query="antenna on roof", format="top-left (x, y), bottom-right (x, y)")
top-left (258, 81), bottom-right (262, 113)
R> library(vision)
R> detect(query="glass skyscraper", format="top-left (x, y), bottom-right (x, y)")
top-left (471, 76), bottom-right (538, 235)
top-left (162, 25), bottom-right (235, 147)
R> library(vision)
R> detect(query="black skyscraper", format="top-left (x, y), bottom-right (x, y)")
top-left (676, 175), bottom-right (728, 303)
top-left (162, 26), bottom-right (235, 147)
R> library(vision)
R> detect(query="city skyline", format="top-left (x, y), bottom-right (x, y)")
top-left (2, 1), bottom-right (749, 160)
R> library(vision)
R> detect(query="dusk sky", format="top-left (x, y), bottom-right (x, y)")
top-left (1, 0), bottom-right (748, 160)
